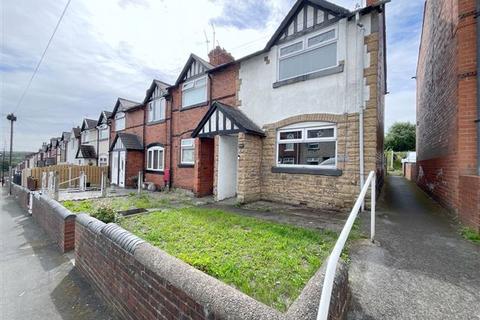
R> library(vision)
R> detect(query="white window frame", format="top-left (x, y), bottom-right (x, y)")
top-left (276, 123), bottom-right (337, 169)
top-left (148, 87), bottom-right (166, 122)
top-left (115, 112), bottom-right (125, 131)
top-left (182, 76), bottom-right (207, 108)
top-left (277, 26), bottom-right (338, 82)
top-left (180, 138), bottom-right (195, 165)
top-left (98, 124), bottom-right (109, 140)
top-left (146, 146), bottom-right (165, 171)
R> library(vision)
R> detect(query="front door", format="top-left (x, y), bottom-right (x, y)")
top-left (111, 152), bottom-right (118, 185)
top-left (118, 151), bottom-right (126, 187)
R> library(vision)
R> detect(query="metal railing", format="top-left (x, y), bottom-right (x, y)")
top-left (316, 170), bottom-right (376, 320)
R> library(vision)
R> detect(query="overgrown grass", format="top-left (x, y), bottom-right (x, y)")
top-left (461, 227), bottom-right (480, 244)
top-left (62, 193), bottom-right (180, 213)
top-left (119, 207), bottom-right (338, 312)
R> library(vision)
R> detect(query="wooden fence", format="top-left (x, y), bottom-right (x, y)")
top-left (22, 165), bottom-right (108, 190)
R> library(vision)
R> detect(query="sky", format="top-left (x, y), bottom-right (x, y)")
top-left (0, 0), bottom-right (424, 152)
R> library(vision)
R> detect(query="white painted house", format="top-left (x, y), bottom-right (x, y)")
top-left (193, 0), bottom-right (387, 208)
top-left (96, 111), bottom-right (112, 167)
top-left (76, 119), bottom-right (98, 165)
top-left (66, 127), bottom-right (81, 164)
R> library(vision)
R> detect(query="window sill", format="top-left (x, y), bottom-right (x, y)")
top-left (178, 163), bottom-right (194, 168)
top-left (147, 119), bottom-right (166, 126)
top-left (271, 166), bottom-right (342, 176)
top-left (146, 170), bottom-right (164, 175)
top-left (272, 63), bottom-right (344, 89)
top-left (180, 102), bottom-right (208, 112)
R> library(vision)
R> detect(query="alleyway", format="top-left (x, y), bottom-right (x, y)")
top-left (348, 176), bottom-right (480, 320)
top-left (0, 189), bottom-right (115, 320)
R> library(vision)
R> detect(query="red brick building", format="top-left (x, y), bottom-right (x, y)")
top-left (416, 0), bottom-right (480, 231)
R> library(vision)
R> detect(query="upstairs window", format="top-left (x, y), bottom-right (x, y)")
top-left (148, 87), bottom-right (166, 122)
top-left (182, 76), bottom-right (207, 108)
top-left (180, 139), bottom-right (195, 165)
top-left (147, 146), bottom-right (164, 171)
top-left (277, 123), bottom-right (337, 168)
top-left (81, 132), bottom-right (87, 143)
top-left (115, 112), bottom-right (125, 131)
top-left (98, 124), bottom-right (109, 140)
top-left (278, 28), bottom-right (337, 81)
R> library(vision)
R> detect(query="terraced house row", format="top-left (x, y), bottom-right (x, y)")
top-left (21, 0), bottom-right (388, 210)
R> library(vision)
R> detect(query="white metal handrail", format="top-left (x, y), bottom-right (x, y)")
top-left (316, 170), bottom-right (376, 320)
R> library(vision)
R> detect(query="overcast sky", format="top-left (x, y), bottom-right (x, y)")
top-left (0, 0), bottom-right (423, 151)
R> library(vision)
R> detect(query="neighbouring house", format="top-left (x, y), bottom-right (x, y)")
top-left (416, 0), bottom-right (480, 231)
top-left (45, 138), bottom-right (60, 166)
top-left (97, 111), bottom-right (112, 167)
top-left (186, 0), bottom-right (387, 208)
top-left (58, 132), bottom-right (70, 164)
top-left (66, 127), bottom-right (81, 164)
top-left (143, 80), bottom-right (171, 189)
top-left (37, 143), bottom-right (47, 167)
top-left (77, 119), bottom-right (98, 165)
top-left (109, 98), bottom-right (144, 188)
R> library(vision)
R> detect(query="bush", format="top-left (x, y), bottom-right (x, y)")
top-left (92, 205), bottom-right (116, 223)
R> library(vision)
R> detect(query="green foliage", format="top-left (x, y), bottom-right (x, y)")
top-left (461, 228), bottom-right (480, 244)
top-left (1, 151), bottom-right (35, 172)
top-left (120, 208), bottom-right (338, 311)
top-left (62, 200), bottom-right (94, 213)
top-left (385, 122), bottom-right (416, 152)
top-left (92, 205), bottom-right (116, 223)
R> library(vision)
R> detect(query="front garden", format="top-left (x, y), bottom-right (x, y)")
top-left (62, 192), bottom-right (350, 311)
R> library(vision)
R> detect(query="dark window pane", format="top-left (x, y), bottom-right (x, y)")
top-left (278, 141), bottom-right (336, 166)
top-left (279, 130), bottom-right (302, 140)
top-left (307, 128), bottom-right (334, 139)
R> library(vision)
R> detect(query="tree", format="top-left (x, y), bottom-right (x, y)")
top-left (385, 122), bottom-right (416, 151)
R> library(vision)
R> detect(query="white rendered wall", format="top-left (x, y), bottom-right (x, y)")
top-left (217, 135), bottom-right (238, 201)
top-left (238, 15), bottom-right (371, 128)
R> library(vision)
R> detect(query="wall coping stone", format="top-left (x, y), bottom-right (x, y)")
top-left (102, 223), bottom-right (145, 254)
top-left (39, 194), bottom-right (76, 220)
top-left (76, 213), bottom-right (106, 234)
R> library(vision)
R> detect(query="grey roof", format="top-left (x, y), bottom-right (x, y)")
top-left (76, 145), bottom-right (97, 159)
top-left (143, 79), bottom-right (172, 103)
top-left (72, 127), bottom-right (81, 138)
top-left (111, 132), bottom-right (143, 151)
top-left (192, 101), bottom-right (265, 138)
top-left (111, 98), bottom-right (142, 117)
top-left (82, 119), bottom-right (98, 131)
top-left (175, 53), bottom-right (214, 85)
top-left (61, 132), bottom-right (71, 141)
top-left (98, 110), bottom-right (113, 125)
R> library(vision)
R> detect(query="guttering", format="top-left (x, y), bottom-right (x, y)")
top-left (477, 0), bottom-right (480, 175)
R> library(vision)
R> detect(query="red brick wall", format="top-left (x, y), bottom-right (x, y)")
top-left (416, 0), bottom-right (479, 224)
top-left (458, 175), bottom-right (480, 231)
top-left (75, 221), bottom-right (212, 320)
top-left (170, 63), bottom-right (239, 194)
top-left (125, 150), bottom-right (144, 187)
top-left (403, 163), bottom-right (417, 181)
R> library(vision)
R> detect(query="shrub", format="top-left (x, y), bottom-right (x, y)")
top-left (92, 205), bottom-right (116, 223)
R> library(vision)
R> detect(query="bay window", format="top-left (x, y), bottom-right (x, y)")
top-left (277, 123), bottom-right (337, 168)
top-left (147, 146), bottom-right (164, 171)
top-left (115, 112), bottom-right (125, 131)
top-left (182, 76), bottom-right (207, 108)
top-left (278, 28), bottom-right (337, 81)
top-left (148, 87), bottom-right (166, 122)
top-left (180, 139), bottom-right (195, 165)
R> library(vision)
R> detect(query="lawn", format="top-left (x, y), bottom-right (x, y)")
top-left (62, 192), bottom-right (193, 213)
top-left (119, 207), bottom-right (338, 311)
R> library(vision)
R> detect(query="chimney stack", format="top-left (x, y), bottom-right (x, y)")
top-left (366, 0), bottom-right (377, 6)
top-left (208, 46), bottom-right (234, 66)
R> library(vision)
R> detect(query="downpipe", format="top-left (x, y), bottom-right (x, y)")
top-left (356, 12), bottom-right (366, 203)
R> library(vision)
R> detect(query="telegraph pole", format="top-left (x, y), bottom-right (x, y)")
top-left (7, 113), bottom-right (17, 194)
top-left (1, 146), bottom-right (5, 187)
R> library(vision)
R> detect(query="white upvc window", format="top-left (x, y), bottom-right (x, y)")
top-left (182, 76), bottom-right (207, 108)
top-left (115, 112), bottom-right (125, 131)
top-left (98, 124), bottom-right (109, 140)
top-left (180, 139), bottom-right (195, 165)
top-left (81, 132), bottom-right (87, 143)
top-left (99, 156), bottom-right (108, 166)
top-left (278, 27), bottom-right (338, 81)
top-left (148, 98), bottom-right (166, 122)
top-left (276, 123), bottom-right (337, 169)
top-left (147, 146), bottom-right (164, 171)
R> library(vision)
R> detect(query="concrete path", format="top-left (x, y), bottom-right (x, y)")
top-left (0, 189), bottom-right (115, 320)
top-left (348, 176), bottom-right (480, 320)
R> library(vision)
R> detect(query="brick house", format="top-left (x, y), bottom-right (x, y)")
top-left (96, 111), bottom-right (112, 167)
top-left (186, 0), bottom-right (386, 208)
top-left (109, 98), bottom-right (144, 188)
top-left (416, 0), bottom-right (480, 231)
top-left (77, 119), bottom-right (98, 165)
top-left (45, 137), bottom-right (60, 166)
top-left (59, 132), bottom-right (70, 164)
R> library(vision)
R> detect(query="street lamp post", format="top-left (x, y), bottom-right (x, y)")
top-left (7, 113), bottom-right (17, 194)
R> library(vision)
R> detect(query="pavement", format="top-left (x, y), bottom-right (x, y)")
top-left (0, 188), bottom-right (116, 320)
top-left (348, 176), bottom-right (480, 320)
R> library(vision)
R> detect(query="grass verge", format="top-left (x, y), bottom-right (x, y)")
top-left (119, 207), bottom-right (338, 312)
top-left (461, 227), bottom-right (480, 244)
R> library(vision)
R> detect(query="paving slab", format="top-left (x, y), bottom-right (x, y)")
top-left (348, 176), bottom-right (480, 320)
top-left (0, 188), bottom-right (116, 320)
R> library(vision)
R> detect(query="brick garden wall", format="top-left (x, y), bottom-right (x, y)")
top-left (75, 213), bottom-right (350, 320)
top-left (458, 175), bottom-right (480, 232)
